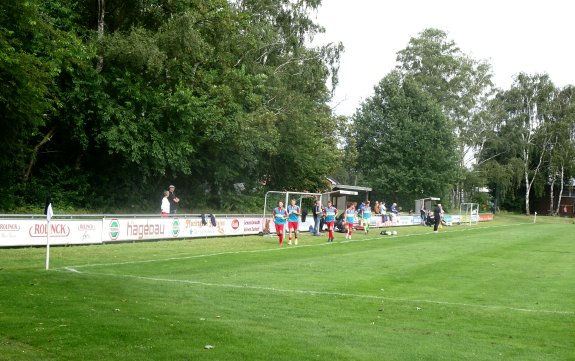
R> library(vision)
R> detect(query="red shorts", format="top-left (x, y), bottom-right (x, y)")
top-left (275, 224), bottom-right (285, 234)
top-left (326, 221), bottom-right (335, 230)
top-left (345, 222), bottom-right (354, 229)
top-left (288, 222), bottom-right (298, 231)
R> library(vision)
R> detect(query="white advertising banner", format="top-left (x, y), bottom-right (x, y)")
top-left (0, 219), bottom-right (102, 247)
top-left (103, 216), bottom-right (266, 243)
top-left (269, 217), bottom-right (331, 233)
top-left (0, 213), bottom-right (493, 247)
top-left (104, 217), bottom-right (176, 242)
top-left (178, 217), bottom-right (265, 238)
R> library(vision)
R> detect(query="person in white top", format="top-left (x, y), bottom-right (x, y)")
top-left (161, 190), bottom-right (170, 217)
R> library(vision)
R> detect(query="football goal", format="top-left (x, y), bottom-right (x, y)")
top-left (459, 203), bottom-right (479, 225)
top-left (261, 191), bottom-right (321, 235)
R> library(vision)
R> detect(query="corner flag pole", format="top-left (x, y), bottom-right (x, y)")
top-left (46, 218), bottom-right (51, 270)
top-left (44, 197), bottom-right (53, 271)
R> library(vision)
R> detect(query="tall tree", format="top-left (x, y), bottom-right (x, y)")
top-left (0, 0), bottom-right (94, 207)
top-left (227, 0), bottom-right (343, 192)
top-left (396, 28), bottom-right (494, 207)
top-left (351, 71), bottom-right (457, 205)
top-left (489, 73), bottom-right (556, 215)
top-left (547, 85), bottom-right (575, 214)
top-left (0, 0), bottom-right (344, 212)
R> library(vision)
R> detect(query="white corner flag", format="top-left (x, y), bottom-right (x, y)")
top-left (46, 202), bottom-right (54, 222)
top-left (44, 197), bottom-right (53, 270)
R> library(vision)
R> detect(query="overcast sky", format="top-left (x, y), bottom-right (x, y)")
top-left (312, 0), bottom-right (575, 116)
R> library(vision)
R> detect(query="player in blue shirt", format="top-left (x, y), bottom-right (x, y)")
top-left (362, 200), bottom-right (371, 234)
top-left (273, 201), bottom-right (288, 246)
top-left (286, 199), bottom-right (300, 245)
top-left (345, 202), bottom-right (356, 240)
top-left (323, 201), bottom-right (338, 243)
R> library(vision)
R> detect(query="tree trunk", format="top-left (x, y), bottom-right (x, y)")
top-left (549, 173), bottom-right (555, 215)
top-left (555, 164), bottom-right (565, 215)
top-left (524, 169), bottom-right (530, 215)
top-left (23, 127), bottom-right (56, 181)
top-left (455, 182), bottom-right (463, 209)
top-left (523, 136), bottom-right (548, 216)
top-left (96, 0), bottom-right (105, 72)
top-left (523, 146), bottom-right (531, 215)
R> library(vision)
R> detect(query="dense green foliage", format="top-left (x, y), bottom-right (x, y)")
top-left (351, 71), bottom-right (457, 207)
top-left (346, 28), bottom-right (575, 214)
top-left (2, 2), bottom-right (574, 215)
top-left (0, 0), bottom-right (343, 213)
top-left (479, 74), bottom-right (556, 214)
top-left (0, 215), bottom-right (573, 360)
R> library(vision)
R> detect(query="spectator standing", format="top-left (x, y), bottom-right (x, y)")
top-left (323, 201), bottom-right (338, 243)
top-left (433, 203), bottom-right (442, 233)
top-left (357, 201), bottom-right (365, 219)
top-left (168, 185), bottom-right (180, 214)
top-left (420, 206), bottom-right (426, 225)
top-left (161, 191), bottom-right (170, 217)
top-left (312, 199), bottom-right (323, 236)
top-left (287, 199), bottom-right (301, 245)
top-left (380, 201), bottom-right (387, 222)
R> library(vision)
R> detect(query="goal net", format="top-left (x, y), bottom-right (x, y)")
top-left (459, 203), bottom-right (479, 225)
top-left (262, 191), bottom-right (321, 235)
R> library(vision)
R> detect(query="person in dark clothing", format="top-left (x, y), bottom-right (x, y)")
top-left (168, 185), bottom-right (180, 214)
top-left (433, 203), bottom-right (442, 232)
top-left (312, 200), bottom-right (323, 236)
top-left (425, 211), bottom-right (435, 227)
top-left (420, 207), bottom-right (426, 225)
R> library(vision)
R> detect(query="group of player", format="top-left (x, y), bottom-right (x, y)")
top-left (272, 199), bottom-right (373, 246)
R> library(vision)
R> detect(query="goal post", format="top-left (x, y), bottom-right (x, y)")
top-left (459, 203), bottom-right (479, 225)
top-left (262, 191), bottom-right (322, 235)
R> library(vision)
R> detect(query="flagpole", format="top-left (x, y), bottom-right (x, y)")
top-left (44, 197), bottom-right (53, 271)
top-left (46, 218), bottom-right (50, 270)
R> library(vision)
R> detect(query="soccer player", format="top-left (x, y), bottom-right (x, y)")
top-left (273, 201), bottom-right (288, 246)
top-left (286, 199), bottom-right (301, 245)
top-left (362, 200), bottom-right (371, 234)
top-left (344, 202), bottom-right (356, 239)
top-left (323, 201), bottom-right (338, 243)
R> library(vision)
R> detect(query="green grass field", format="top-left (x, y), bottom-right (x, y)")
top-left (1, 214), bottom-right (574, 360)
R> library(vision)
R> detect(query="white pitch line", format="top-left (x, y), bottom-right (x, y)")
top-left (57, 268), bottom-right (574, 316)
top-left (57, 223), bottom-right (526, 270)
